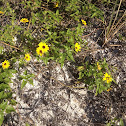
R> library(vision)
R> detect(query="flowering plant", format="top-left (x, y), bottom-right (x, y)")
top-left (0, 0), bottom-right (115, 124)
top-left (20, 18), bottom-right (29, 23)
top-left (78, 59), bottom-right (114, 95)
top-left (2, 60), bottom-right (10, 69)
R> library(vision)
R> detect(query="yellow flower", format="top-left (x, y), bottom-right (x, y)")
top-left (2, 60), bottom-right (10, 69)
top-left (103, 73), bottom-right (112, 83)
top-left (36, 47), bottom-right (44, 56)
top-left (75, 43), bottom-right (81, 52)
top-left (20, 18), bottom-right (29, 23)
top-left (25, 53), bottom-right (31, 61)
top-left (77, 66), bottom-right (84, 71)
top-left (41, 28), bottom-right (44, 31)
top-left (107, 88), bottom-right (112, 92)
top-left (0, 11), bottom-right (4, 14)
top-left (38, 42), bottom-right (49, 53)
top-left (97, 62), bottom-right (102, 70)
top-left (81, 19), bottom-right (87, 25)
top-left (54, 2), bottom-right (59, 8)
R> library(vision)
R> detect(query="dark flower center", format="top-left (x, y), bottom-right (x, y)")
top-left (40, 50), bottom-right (42, 53)
top-left (4, 63), bottom-right (6, 65)
top-left (43, 46), bottom-right (45, 49)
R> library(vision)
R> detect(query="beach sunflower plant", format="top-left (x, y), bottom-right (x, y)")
top-left (77, 59), bottom-right (114, 95)
top-left (0, 0), bottom-right (111, 94)
top-left (0, 0), bottom-right (117, 124)
top-left (0, 62), bottom-right (17, 125)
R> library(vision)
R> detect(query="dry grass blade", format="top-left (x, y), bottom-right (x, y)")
top-left (110, 21), bottom-right (126, 39)
top-left (103, 0), bottom-right (126, 47)
top-left (0, 41), bottom-right (20, 51)
top-left (107, 0), bottom-right (123, 36)
top-left (106, 11), bottom-right (126, 42)
top-left (106, 0), bottom-right (118, 37)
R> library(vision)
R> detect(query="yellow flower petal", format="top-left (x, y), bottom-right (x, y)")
top-left (20, 18), bottom-right (29, 23)
top-left (2, 60), bottom-right (10, 69)
top-left (36, 47), bottom-right (44, 56)
top-left (103, 72), bottom-right (112, 83)
top-left (107, 88), bottom-right (112, 92)
top-left (0, 11), bottom-right (4, 14)
top-left (75, 43), bottom-right (81, 52)
top-left (97, 62), bottom-right (102, 70)
top-left (38, 42), bottom-right (49, 53)
top-left (25, 53), bottom-right (31, 61)
top-left (81, 19), bottom-right (87, 25)
top-left (54, 2), bottom-right (59, 8)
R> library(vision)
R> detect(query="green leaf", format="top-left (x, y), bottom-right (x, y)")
top-left (19, 76), bottom-right (23, 80)
top-left (1, 72), bottom-right (6, 78)
top-left (25, 122), bottom-right (30, 126)
top-left (5, 105), bottom-right (15, 113)
top-left (21, 80), bottom-right (27, 89)
top-left (88, 85), bottom-right (94, 90)
top-left (119, 118), bottom-right (124, 126)
top-left (60, 54), bottom-right (66, 68)
top-left (56, 10), bottom-right (59, 16)
top-left (0, 91), bottom-right (4, 100)
top-left (91, 12), bottom-right (97, 18)
top-left (0, 92), bottom-right (12, 99)
top-left (42, 57), bottom-right (48, 65)
top-left (10, 69), bottom-right (17, 74)
top-left (76, 23), bottom-right (81, 34)
top-left (0, 83), bottom-right (10, 91)
top-left (32, 17), bottom-right (36, 25)
top-left (23, 70), bottom-right (27, 75)
top-left (67, 52), bottom-right (74, 61)
top-left (10, 99), bottom-right (17, 105)
top-left (0, 101), bottom-right (7, 110)
top-left (78, 72), bottom-right (84, 79)
top-left (77, 66), bottom-right (84, 72)
top-left (0, 46), bottom-right (3, 54)
top-left (88, 71), bottom-right (92, 76)
top-left (0, 76), bottom-right (3, 82)
top-left (4, 78), bottom-right (10, 83)
top-left (28, 79), bottom-right (33, 85)
top-left (106, 123), bottom-right (111, 126)
top-left (0, 111), bottom-right (4, 126)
